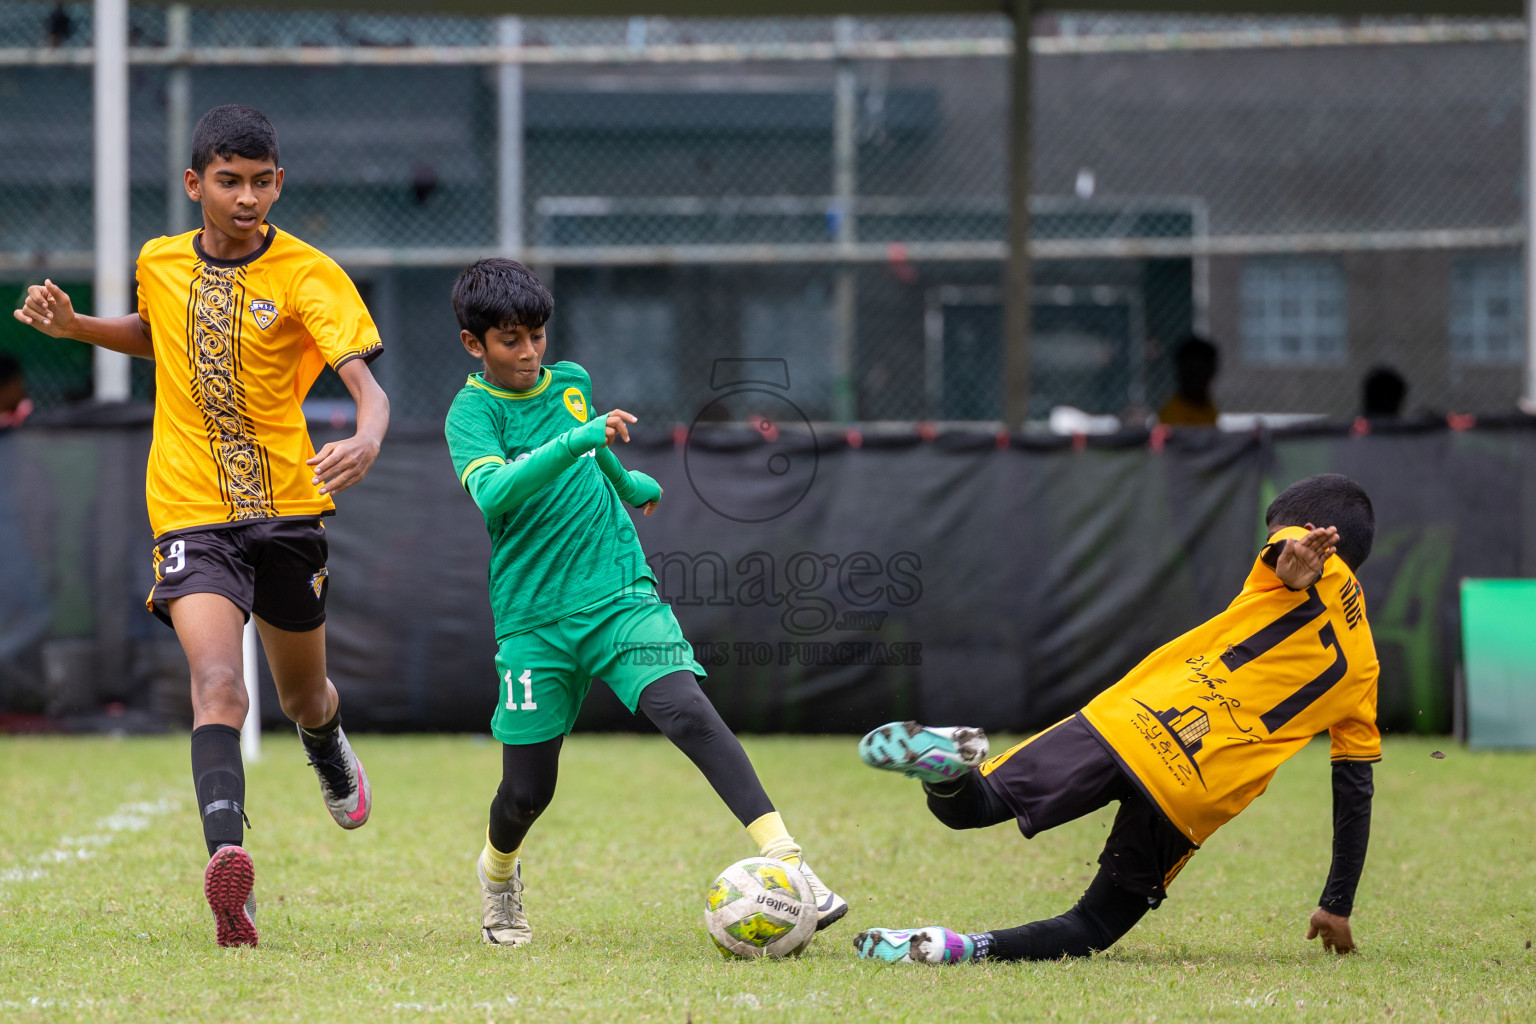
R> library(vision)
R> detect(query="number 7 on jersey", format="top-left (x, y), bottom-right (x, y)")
top-left (504, 669), bottom-right (537, 711)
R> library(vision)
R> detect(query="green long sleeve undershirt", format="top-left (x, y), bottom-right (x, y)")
top-left (595, 446), bottom-right (661, 507)
top-left (464, 416), bottom-right (660, 519)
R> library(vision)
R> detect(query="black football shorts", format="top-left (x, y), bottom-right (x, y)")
top-left (980, 714), bottom-right (1197, 902)
top-left (146, 518), bottom-right (329, 632)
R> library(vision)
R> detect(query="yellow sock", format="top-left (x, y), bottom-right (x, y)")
top-left (746, 811), bottom-right (802, 866)
top-left (480, 829), bottom-right (519, 884)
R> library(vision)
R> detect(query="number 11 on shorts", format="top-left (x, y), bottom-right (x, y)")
top-left (504, 669), bottom-right (537, 711)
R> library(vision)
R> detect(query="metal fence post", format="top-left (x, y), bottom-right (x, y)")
top-left (832, 16), bottom-right (858, 422)
top-left (1003, 2), bottom-right (1033, 428)
top-left (1527, 0), bottom-right (1536, 406)
top-left (92, 0), bottom-right (130, 401)
top-left (166, 4), bottom-right (193, 235)
top-left (497, 16), bottom-right (524, 256)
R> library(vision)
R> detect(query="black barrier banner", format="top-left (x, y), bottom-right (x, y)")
top-left (2, 415), bottom-right (1533, 736)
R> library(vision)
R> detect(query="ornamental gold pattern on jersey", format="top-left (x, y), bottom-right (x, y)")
top-left (187, 263), bottom-right (276, 520)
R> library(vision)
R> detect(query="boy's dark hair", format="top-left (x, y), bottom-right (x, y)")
top-left (191, 105), bottom-right (279, 174)
top-left (452, 258), bottom-right (554, 339)
top-left (1265, 473), bottom-right (1375, 573)
top-left (1361, 365), bottom-right (1407, 418)
top-left (0, 352), bottom-right (20, 386)
top-left (1173, 334), bottom-right (1219, 378)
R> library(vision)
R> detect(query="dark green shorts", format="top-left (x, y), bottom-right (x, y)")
top-left (491, 580), bottom-right (706, 745)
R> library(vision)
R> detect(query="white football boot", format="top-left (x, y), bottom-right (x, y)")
top-left (299, 725), bottom-right (372, 829)
top-left (794, 860), bottom-right (848, 931)
top-left (478, 859), bottom-right (532, 947)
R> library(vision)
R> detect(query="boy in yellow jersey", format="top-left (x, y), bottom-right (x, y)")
top-left (13, 105), bottom-right (389, 948)
top-left (853, 474), bottom-right (1379, 964)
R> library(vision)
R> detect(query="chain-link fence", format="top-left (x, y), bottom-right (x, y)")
top-left (0, 4), bottom-right (1527, 424)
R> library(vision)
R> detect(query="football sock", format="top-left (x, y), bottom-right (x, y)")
top-left (923, 771), bottom-right (1015, 831)
top-left (746, 811), bottom-right (802, 866)
top-left (982, 870), bottom-right (1150, 961)
top-left (298, 709), bottom-right (351, 796)
top-left (962, 933), bottom-right (989, 961)
top-left (637, 672), bottom-right (774, 827)
top-left (298, 708), bottom-right (342, 747)
top-left (480, 828), bottom-right (519, 885)
top-left (191, 724), bottom-right (247, 858)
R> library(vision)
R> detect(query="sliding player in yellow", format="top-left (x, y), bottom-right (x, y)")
top-left (13, 105), bottom-right (388, 947)
top-left (856, 474), bottom-right (1379, 963)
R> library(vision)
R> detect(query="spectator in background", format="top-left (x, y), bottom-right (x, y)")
top-left (0, 354), bottom-right (31, 429)
top-left (0, 350), bottom-right (46, 710)
top-left (45, 3), bottom-right (73, 47)
top-left (1361, 365), bottom-right (1407, 419)
top-left (1158, 334), bottom-right (1220, 428)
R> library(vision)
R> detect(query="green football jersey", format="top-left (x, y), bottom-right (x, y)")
top-left (445, 361), bottom-right (655, 640)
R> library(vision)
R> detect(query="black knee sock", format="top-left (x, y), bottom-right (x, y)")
top-left (977, 869), bottom-right (1151, 961)
top-left (637, 671), bottom-right (774, 827)
top-left (297, 708), bottom-right (351, 797)
top-left (488, 736), bottom-right (562, 854)
top-left (298, 708), bottom-right (341, 748)
top-left (191, 724), bottom-right (247, 858)
top-left (924, 770), bottom-right (1016, 831)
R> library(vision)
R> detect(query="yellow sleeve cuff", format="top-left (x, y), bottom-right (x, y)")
top-left (459, 455), bottom-right (506, 490)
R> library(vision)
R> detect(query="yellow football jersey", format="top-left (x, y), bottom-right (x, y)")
top-left (135, 225), bottom-right (382, 537)
top-left (1077, 526), bottom-right (1381, 846)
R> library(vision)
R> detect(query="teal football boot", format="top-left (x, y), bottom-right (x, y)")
top-left (854, 926), bottom-right (974, 964)
top-left (857, 721), bottom-right (989, 783)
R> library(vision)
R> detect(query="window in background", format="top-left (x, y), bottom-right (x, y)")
top-left (1239, 257), bottom-right (1347, 366)
top-left (740, 289), bottom-right (834, 419)
top-left (565, 295), bottom-right (679, 419)
top-left (1449, 255), bottom-right (1523, 366)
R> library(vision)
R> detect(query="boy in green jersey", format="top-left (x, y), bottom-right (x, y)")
top-left (444, 258), bottom-right (848, 947)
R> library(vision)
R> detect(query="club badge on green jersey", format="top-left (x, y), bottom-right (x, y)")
top-left (563, 387), bottom-right (588, 422)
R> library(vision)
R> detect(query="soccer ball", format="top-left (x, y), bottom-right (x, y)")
top-left (703, 857), bottom-right (816, 958)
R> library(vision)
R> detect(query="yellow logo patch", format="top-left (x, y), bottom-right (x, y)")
top-left (563, 387), bottom-right (588, 422)
top-left (249, 299), bottom-right (278, 330)
top-left (309, 567), bottom-right (329, 599)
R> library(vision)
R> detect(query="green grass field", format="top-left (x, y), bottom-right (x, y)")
top-left (1, 733), bottom-right (1532, 1023)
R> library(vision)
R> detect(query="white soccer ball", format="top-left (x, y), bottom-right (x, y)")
top-left (703, 857), bottom-right (817, 959)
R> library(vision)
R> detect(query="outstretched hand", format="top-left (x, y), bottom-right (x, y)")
top-left (604, 409), bottom-right (637, 447)
top-left (13, 280), bottom-right (78, 339)
top-left (1276, 524), bottom-right (1338, 589)
top-left (1306, 907), bottom-right (1356, 954)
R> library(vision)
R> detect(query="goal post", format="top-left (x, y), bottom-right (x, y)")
top-left (241, 618), bottom-right (260, 762)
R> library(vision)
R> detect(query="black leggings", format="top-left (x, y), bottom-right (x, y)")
top-left (924, 771), bottom-right (1152, 961)
top-left (488, 671), bottom-right (775, 854)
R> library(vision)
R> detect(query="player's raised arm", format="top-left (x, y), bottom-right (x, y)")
top-left (1271, 524), bottom-right (1339, 590)
top-left (457, 411), bottom-right (628, 519)
top-left (12, 279), bottom-right (154, 359)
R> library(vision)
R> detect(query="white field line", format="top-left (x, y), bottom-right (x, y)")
top-left (0, 997), bottom-right (101, 1010)
top-left (0, 796), bottom-right (180, 892)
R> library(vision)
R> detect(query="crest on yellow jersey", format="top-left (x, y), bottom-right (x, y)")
top-left (249, 299), bottom-right (278, 330)
top-left (563, 387), bottom-right (588, 422)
